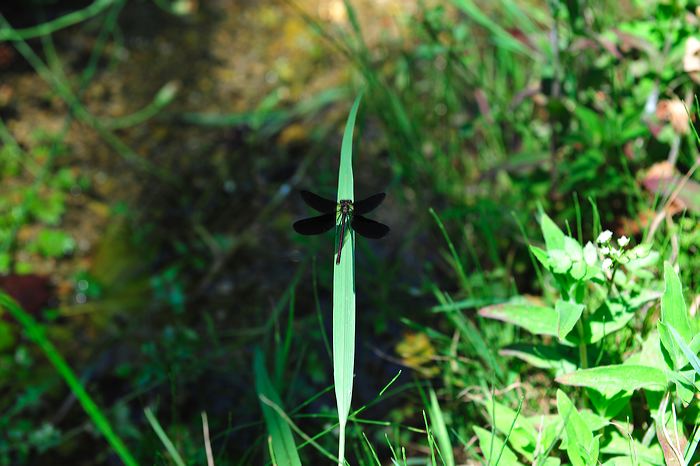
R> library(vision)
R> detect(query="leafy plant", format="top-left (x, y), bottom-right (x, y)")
top-left (477, 210), bottom-right (699, 464)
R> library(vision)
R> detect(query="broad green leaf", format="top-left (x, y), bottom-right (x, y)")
top-left (482, 399), bottom-right (536, 459)
top-left (601, 457), bottom-right (657, 466)
top-left (563, 237), bottom-right (583, 261)
top-left (624, 331), bottom-right (666, 370)
top-left (556, 365), bottom-right (668, 397)
top-left (332, 95), bottom-right (363, 466)
top-left (556, 300), bottom-right (584, 340)
top-left (528, 415), bottom-right (564, 458)
top-left (556, 408), bottom-right (609, 447)
top-left (569, 259), bottom-right (586, 281)
top-left (659, 263), bottom-right (692, 368)
top-left (541, 458), bottom-right (561, 466)
top-left (539, 212), bottom-right (567, 251)
top-left (549, 250), bottom-right (572, 274)
top-left (668, 325), bottom-right (700, 378)
top-left (530, 245), bottom-right (550, 268)
top-left (253, 350), bottom-right (302, 466)
top-left (584, 300), bottom-right (637, 344)
top-left (500, 343), bottom-right (577, 375)
top-left (587, 389), bottom-right (631, 419)
top-left (579, 410), bottom-right (610, 431)
top-left (473, 426), bottom-right (524, 466)
top-left (556, 390), bottom-right (599, 466)
top-left (428, 388), bottom-right (455, 466)
top-left (479, 303), bottom-right (558, 337)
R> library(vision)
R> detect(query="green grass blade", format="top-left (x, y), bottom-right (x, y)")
top-left (0, 292), bottom-right (138, 466)
top-left (668, 325), bottom-right (700, 377)
top-left (429, 208), bottom-right (470, 294)
top-left (449, 0), bottom-right (532, 56)
top-left (0, 0), bottom-right (115, 41)
top-left (253, 349), bottom-right (302, 466)
top-left (334, 94), bottom-right (362, 465)
top-left (428, 388), bottom-right (455, 466)
top-left (143, 408), bottom-right (186, 466)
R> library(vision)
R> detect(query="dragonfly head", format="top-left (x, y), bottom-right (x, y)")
top-left (338, 199), bottom-right (353, 215)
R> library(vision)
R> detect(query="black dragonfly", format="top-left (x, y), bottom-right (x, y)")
top-left (293, 190), bottom-right (390, 264)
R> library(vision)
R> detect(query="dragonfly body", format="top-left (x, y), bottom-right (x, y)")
top-left (293, 191), bottom-right (389, 264)
top-left (336, 200), bottom-right (352, 264)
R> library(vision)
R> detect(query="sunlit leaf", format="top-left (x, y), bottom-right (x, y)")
top-left (556, 390), bottom-right (599, 466)
top-left (479, 302), bottom-right (558, 337)
top-left (556, 365), bottom-right (667, 397)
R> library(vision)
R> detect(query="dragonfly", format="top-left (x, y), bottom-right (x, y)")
top-left (293, 190), bottom-right (390, 264)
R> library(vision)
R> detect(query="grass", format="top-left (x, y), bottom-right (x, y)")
top-left (3, 0), bottom-right (700, 464)
top-left (332, 94), bottom-right (362, 466)
top-left (0, 293), bottom-right (138, 466)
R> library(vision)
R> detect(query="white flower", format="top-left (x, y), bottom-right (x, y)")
top-left (597, 230), bottom-right (613, 244)
top-left (600, 246), bottom-right (610, 254)
top-left (617, 236), bottom-right (630, 248)
top-left (602, 258), bottom-right (613, 271)
top-left (583, 242), bottom-right (597, 266)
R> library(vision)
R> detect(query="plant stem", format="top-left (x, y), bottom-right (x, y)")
top-left (576, 318), bottom-right (588, 369)
top-left (338, 421), bottom-right (346, 466)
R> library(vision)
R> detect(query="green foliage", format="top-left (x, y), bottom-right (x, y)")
top-left (0, 134), bottom-right (80, 273)
top-left (253, 349), bottom-right (302, 466)
top-left (0, 293), bottom-right (138, 466)
top-left (29, 230), bottom-right (75, 258)
top-left (557, 390), bottom-right (599, 466)
top-left (477, 209), bottom-right (699, 464)
top-left (427, 388), bottom-right (455, 466)
top-left (8, 0), bottom-right (700, 464)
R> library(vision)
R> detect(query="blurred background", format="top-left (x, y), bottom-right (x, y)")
top-left (1, 0), bottom-right (700, 464)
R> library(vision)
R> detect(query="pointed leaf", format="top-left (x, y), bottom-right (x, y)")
top-left (473, 426), bottom-right (524, 466)
top-left (556, 300), bottom-right (584, 340)
top-left (253, 350), bottom-right (302, 466)
top-left (659, 263), bottom-right (692, 368)
top-left (428, 389), bottom-right (455, 466)
top-left (333, 95), bottom-right (362, 466)
top-left (479, 303), bottom-right (558, 337)
top-left (556, 365), bottom-right (667, 397)
top-left (482, 399), bottom-right (536, 459)
top-left (557, 390), bottom-right (599, 466)
top-left (500, 343), bottom-right (577, 375)
top-left (668, 325), bottom-right (700, 377)
top-left (540, 212), bottom-right (567, 251)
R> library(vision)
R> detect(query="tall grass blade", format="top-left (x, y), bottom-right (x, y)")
top-left (334, 94), bottom-right (363, 465)
top-left (0, 292), bottom-right (138, 466)
top-left (253, 349), bottom-right (302, 466)
top-left (143, 408), bottom-right (186, 466)
top-left (428, 388), bottom-right (455, 466)
top-left (449, 0), bottom-right (532, 56)
top-left (668, 325), bottom-right (700, 377)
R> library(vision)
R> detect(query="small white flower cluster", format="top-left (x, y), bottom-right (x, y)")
top-left (595, 230), bottom-right (646, 273)
top-left (597, 230), bottom-right (629, 271)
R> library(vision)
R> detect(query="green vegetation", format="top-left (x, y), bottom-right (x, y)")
top-left (1, 0), bottom-right (700, 464)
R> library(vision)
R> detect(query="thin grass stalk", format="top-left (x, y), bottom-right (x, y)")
top-left (144, 408), bottom-right (187, 466)
top-left (0, 293), bottom-right (138, 466)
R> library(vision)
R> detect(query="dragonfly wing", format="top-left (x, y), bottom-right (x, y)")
top-left (300, 190), bottom-right (337, 213)
top-left (351, 215), bottom-right (390, 239)
top-left (353, 192), bottom-right (386, 215)
top-left (293, 213), bottom-right (336, 235)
